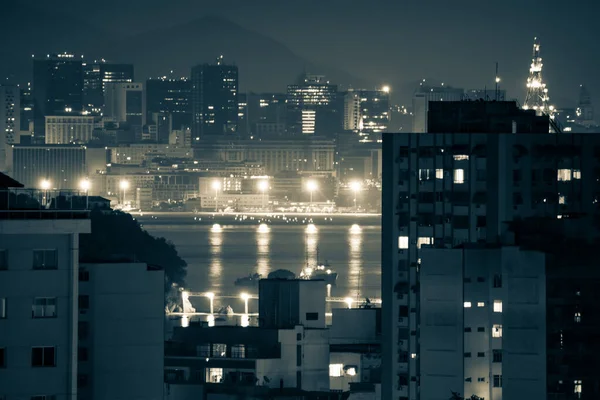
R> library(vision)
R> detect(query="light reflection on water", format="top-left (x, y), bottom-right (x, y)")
top-left (145, 223), bottom-right (381, 307)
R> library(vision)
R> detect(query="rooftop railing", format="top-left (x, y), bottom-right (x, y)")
top-left (0, 189), bottom-right (91, 220)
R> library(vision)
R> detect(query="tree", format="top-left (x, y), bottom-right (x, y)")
top-left (79, 210), bottom-right (187, 298)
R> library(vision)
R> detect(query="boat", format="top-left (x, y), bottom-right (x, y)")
top-left (234, 273), bottom-right (262, 287)
top-left (299, 260), bottom-right (338, 285)
top-left (268, 269), bottom-right (296, 280)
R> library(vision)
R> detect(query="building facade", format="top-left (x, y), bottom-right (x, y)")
top-left (0, 85), bottom-right (20, 171)
top-left (411, 85), bottom-right (464, 133)
top-left (33, 54), bottom-right (84, 141)
top-left (103, 82), bottom-right (145, 129)
top-left (0, 190), bottom-right (90, 400)
top-left (146, 78), bottom-right (192, 131)
top-left (83, 62), bottom-right (134, 112)
top-left (191, 56), bottom-right (239, 139)
top-left (287, 74), bottom-right (339, 137)
top-left (419, 247), bottom-right (546, 400)
top-left (45, 116), bottom-right (95, 144)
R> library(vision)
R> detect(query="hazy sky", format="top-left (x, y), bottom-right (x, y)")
top-left (10, 0), bottom-right (600, 106)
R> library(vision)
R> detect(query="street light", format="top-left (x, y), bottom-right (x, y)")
top-left (305, 180), bottom-right (318, 207)
top-left (205, 292), bottom-right (215, 315)
top-left (382, 85), bottom-right (390, 93)
top-left (79, 179), bottom-right (90, 209)
top-left (349, 181), bottom-right (362, 211)
top-left (240, 292), bottom-right (250, 315)
top-left (40, 179), bottom-right (51, 206)
top-left (212, 180), bottom-right (221, 212)
top-left (119, 179), bottom-right (129, 206)
top-left (257, 180), bottom-right (269, 210)
top-left (344, 297), bottom-right (354, 309)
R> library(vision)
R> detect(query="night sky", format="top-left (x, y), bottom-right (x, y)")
top-left (3, 0), bottom-right (599, 106)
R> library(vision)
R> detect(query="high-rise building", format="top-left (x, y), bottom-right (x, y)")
top-left (146, 77), bottom-right (192, 131)
top-left (411, 84), bottom-right (464, 132)
top-left (33, 53), bottom-right (84, 141)
top-left (83, 61), bottom-right (134, 112)
top-left (0, 85), bottom-right (20, 171)
top-left (104, 82), bottom-right (145, 130)
top-left (287, 74), bottom-right (339, 136)
top-left (191, 56), bottom-right (239, 139)
top-left (0, 181), bottom-right (91, 400)
top-left (11, 144), bottom-right (87, 189)
top-left (344, 88), bottom-right (390, 139)
top-left (45, 115), bottom-right (95, 144)
top-left (20, 84), bottom-right (34, 137)
top-left (246, 93), bottom-right (287, 137)
top-left (420, 246), bottom-right (546, 400)
top-left (380, 100), bottom-right (600, 400)
top-left (576, 84), bottom-right (594, 126)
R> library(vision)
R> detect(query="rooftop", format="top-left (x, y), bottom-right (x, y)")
top-left (0, 188), bottom-right (90, 220)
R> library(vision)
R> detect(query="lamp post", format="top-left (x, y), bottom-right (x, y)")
top-left (40, 179), bottom-right (51, 207)
top-left (205, 292), bottom-right (215, 315)
top-left (240, 292), bottom-right (250, 315)
top-left (350, 181), bottom-right (362, 212)
top-left (344, 297), bottom-right (353, 309)
top-left (79, 179), bottom-right (90, 209)
top-left (305, 180), bottom-right (318, 209)
top-left (119, 179), bottom-right (129, 206)
top-left (257, 180), bottom-right (269, 210)
top-left (212, 180), bottom-right (221, 212)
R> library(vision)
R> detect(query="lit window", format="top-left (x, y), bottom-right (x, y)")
top-left (464, 302), bottom-right (472, 308)
top-left (417, 237), bottom-right (433, 248)
top-left (206, 367), bottom-right (223, 383)
top-left (477, 302), bottom-right (485, 308)
top-left (435, 169), bottom-right (444, 179)
top-left (453, 155), bottom-right (469, 161)
top-left (559, 195), bottom-right (566, 205)
top-left (573, 170), bottom-right (581, 179)
top-left (574, 312), bottom-right (581, 323)
top-left (454, 169), bottom-right (465, 184)
top-left (212, 344), bottom-right (227, 357)
top-left (411, 353), bottom-right (416, 359)
top-left (493, 300), bottom-right (503, 313)
top-left (557, 169), bottom-right (572, 181)
top-left (345, 366), bottom-right (357, 376)
top-left (398, 236), bottom-right (409, 249)
top-left (574, 380), bottom-right (582, 394)
top-left (492, 324), bottom-right (503, 338)
top-left (329, 363), bottom-right (344, 377)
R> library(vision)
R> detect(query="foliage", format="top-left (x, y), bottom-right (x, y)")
top-left (79, 210), bottom-right (187, 296)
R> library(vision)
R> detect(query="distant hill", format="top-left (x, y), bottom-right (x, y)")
top-left (1, 8), bottom-right (367, 93)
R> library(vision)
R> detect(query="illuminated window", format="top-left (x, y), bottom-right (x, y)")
top-left (212, 344), bottom-right (227, 357)
top-left (573, 169), bottom-right (581, 179)
top-left (417, 237), bottom-right (433, 249)
top-left (411, 353), bottom-right (416, 359)
top-left (435, 169), bottom-right (444, 179)
top-left (574, 380), bottom-right (582, 394)
top-left (493, 300), bottom-right (503, 313)
top-left (464, 302), bottom-right (472, 308)
top-left (574, 312), bottom-right (582, 323)
top-left (453, 155), bottom-right (469, 161)
top-left (492, 324), bottom-right (503, 338)
top-left (329, 363), bottom-right (344, 377)
top-left (559, 195), bottom-right (566, 205)
top-left (398, 236), bottom-right (409, 249)
top-left (344, 366), bottom-right (357, 376)
top-left (454, 169), bottom-right (465, 184)
top-left (557, 169), bottom-right (572, 181)
top-left (206, 367), bottom-right (223, 383)
top-left (477, 302), bottom-right (485, 308)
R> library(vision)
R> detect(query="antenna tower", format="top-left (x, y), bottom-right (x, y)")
top-left (523, 37), bottom-right (554, 116)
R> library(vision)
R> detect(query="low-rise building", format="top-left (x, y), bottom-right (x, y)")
top-left (45, 115), bottom-right (95, 144)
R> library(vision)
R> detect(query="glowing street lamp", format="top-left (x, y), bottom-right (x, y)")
top-left (212, 180), bottom-right (221, 212)
top-left (349, 181), bottom-right (362, 211)
top-left (119, 179), bottom-right (129, 206)
top-left (40, 179), bottom-right (51, 206)
top-left (344, 297), bottom-right (354, 309)
top-left (382, 85), bottom-right (390, 94)
top-left (257, 180), bottom-right (269, 209)
top-left (240, 292), bottom-right (250, 315)
top-left (79, 179), bottom-right (90, 209)
top-left (205, 292), bottom-right (215, 315)
top-left (305, 180), bottom-right (318, 206)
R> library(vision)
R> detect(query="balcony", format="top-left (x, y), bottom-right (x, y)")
top-left (0, 189), bottom-right (91, 220)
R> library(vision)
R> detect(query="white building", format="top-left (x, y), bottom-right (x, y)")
top-left (419, 247), bottom-right (546, 400)
top-left (196, 193), bottom-right (266, 211)
top-left (104, 83), bottom-right (145, 127)
top-left (109, 143), bottom-right (192, 165)
top-left (0, 193), bottom-right (91, 400)
top-left (78, 263), bottom-right (164, 400)
top-left (0, 85), bottom-right (20, 172)
top-left (45, 115), bottom-right (95, 144)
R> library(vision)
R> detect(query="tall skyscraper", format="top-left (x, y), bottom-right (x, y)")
top-left (83, 61), bottom-right (134, 112)
top-left (33, 53), bottom-right (84, 141)
top-left (287, 74), bottom-right (339, 136)
top-left (104, 82), bottom-right (145, 131)
top-left (575, 84), bottom-right (594, 126)
top-left (20, 83), bottom-right (34, 137)
top-left (246, 93), bottom-right (287, 137)
top-left (344, 88), bottom-right (390, 140)
top-left (381, 101), bottom-right (584, 400)
top-left (146, 77), bottom-right (192, 130)
top-left (191, 56), bottom-right (239, 140)
top-left (411, 84), bottom-right (464, 132)
top-left (0, 85), bottom-right (20, 171)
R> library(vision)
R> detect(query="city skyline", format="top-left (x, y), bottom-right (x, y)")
top-left (2, 1), bottom-right (599, 106)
